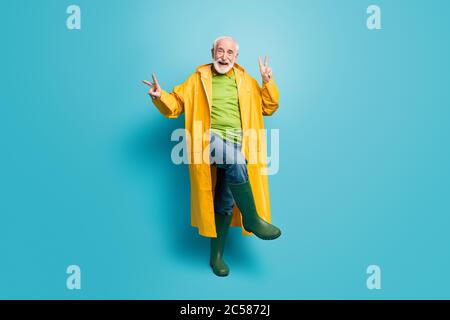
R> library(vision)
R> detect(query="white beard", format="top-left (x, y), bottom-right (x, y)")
top-left (213, 59), bottom-right (233, 74)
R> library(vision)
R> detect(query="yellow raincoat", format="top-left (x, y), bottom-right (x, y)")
top-left (152, 63), bottom-right (279, 237)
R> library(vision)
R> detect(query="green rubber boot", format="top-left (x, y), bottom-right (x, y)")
top-left (228, 181), bottom-right (281, 240)
top-left (210, 213), bottom-right (232, 277)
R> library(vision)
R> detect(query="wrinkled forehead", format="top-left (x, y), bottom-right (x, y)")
top-left (215, 38), bottom-right (237, 52)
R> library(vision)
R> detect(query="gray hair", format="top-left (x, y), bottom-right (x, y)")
top-left (212, 36), bottom-right (239, 53)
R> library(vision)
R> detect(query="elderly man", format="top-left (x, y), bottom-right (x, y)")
top-left (143, 36), bottom-right (281, 277)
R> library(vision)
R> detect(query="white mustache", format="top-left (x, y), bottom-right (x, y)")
top-left (213, 58), bottom-right (233, 74)
top-left (215, 59), bottom-right (229, 64)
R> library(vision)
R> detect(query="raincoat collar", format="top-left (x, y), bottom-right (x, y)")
top-left (196, 63), bottom-right (245, 113)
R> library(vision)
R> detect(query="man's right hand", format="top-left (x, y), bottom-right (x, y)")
top-left (142, 73), bottom-right (161, 100)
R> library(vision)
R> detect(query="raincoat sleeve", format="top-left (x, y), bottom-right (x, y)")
top-left (152, 82), bottom-right (186, 119)
top-left (260, 78), bottom-right (279, 116)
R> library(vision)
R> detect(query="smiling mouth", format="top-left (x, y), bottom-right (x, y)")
top-left (218, 61), bottom-right (229, 66)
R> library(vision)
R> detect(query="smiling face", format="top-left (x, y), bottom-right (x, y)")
top-left (211, 38), bottom-right (238, 74)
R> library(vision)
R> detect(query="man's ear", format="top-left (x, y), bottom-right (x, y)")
top-left (211, 48), bottom-right (214, 59)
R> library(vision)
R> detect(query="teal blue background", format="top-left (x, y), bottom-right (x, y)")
top-left (1, 0), bottom-right (449, 299)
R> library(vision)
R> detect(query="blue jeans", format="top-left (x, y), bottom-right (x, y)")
top-left (210, 132), bottom-right (248, 216)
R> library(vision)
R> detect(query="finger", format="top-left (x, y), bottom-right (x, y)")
top-left (258, 56), bottom-right (263, 69)
top-left (264, 55), bottom-right (268, 66)
top-left (142, 80), bottom-right (153, 87)
top-left (152, 73), bottom-right (160, 87)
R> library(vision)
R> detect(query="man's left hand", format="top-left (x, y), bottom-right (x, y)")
top-left (258, 55), bottom-right (273, 84)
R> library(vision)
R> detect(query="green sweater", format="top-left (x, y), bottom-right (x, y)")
top-left (211, 69), bottom-right (242, 144)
